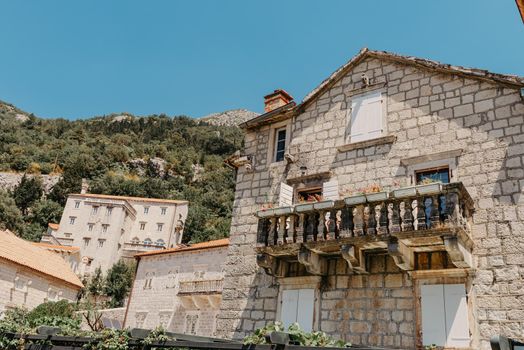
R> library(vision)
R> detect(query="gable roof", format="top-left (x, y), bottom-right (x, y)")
top-left (0, 230), bottom-right (83, 289)
top-left (241, 48), bottom-right (524, 129)
top-left (135, 238), bottom-right (229, 258)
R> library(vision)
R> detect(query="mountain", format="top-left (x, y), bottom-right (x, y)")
top-left (199, 109), bottom-right (259, 127)
top-left (0, 99), bottom-right (252, 243)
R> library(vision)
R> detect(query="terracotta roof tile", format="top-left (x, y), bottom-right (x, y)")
top-left (135, 238), bottom-right (229, 258)
top-left (0, 230), bottom-right (83, 289)
top-left (70, 193), bottom-right (188, 205)
top-left (31, 242), bottom-right (80, 252)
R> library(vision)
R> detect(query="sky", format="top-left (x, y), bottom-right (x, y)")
top-left (0, 0), bottom-right (523, 119)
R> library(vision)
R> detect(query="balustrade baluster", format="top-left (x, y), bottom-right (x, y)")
top-left (296, 213), bottom-right (305, 243)
top-left (430, 195), bottom-right (440, 228)
top-left (391, 201), bottom-right (401, 233)
top-left (378, 202), bottom-right (389, 235)
top-left (316, 211), bottom-right (325, 241)
top-left (269, 217), bottom-right (278, 245)
top-left (330, 209), bottom-right (340, 239)
top-left (416, 198), bottom-right (427, 230)
top-left (287, 215), bottom-right (296, 244)
top-left (339, 207), bottom-right (353, 238)
top-left (353, 206), bottom-right (364, 236)
top-left (277, 215), bottom-right (286, 245)
top-left (306, 213), bottom-right (315, 242)
top-left (366, 204), bottom-right (377, 236)
top-left (403, 199), bottom-right (414, 231)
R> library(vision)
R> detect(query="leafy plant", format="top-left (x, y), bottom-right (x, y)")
top-left (244, 322), bottom-right (350, 347)
top-left (84, 328), bottom-right (130, 350)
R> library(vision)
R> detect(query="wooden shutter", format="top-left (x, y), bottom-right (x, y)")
top-left (279, 182), bottom-right (293, 207)
top-left (444, 284), bottom-right (470, 347)
top-left (322, 180), bottom-right (339, 201)
top-left (296, 289), bottom-right (315, 332)
top-left (280, 289), bottom-right (298, 329)
top-left (350, 91), bottom-right (383, 143)
top-left (421, 284), bottom-right (447, 346)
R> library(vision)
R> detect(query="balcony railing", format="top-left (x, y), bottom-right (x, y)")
top-left (178, 279), bottom-right (223, 294)
top-left (123, 242), bottom-right (165, 252)
top-left (256, 182), bottom-right (473, 247)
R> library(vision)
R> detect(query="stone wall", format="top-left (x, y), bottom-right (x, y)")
top-left (0, 172), bottom-right (60, 193)
top-left (216, 54), bottom-right (524, 350)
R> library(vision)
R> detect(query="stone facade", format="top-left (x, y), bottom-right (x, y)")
top-left (124, 239), bottom-right (228, 337)
top-left (53, 194), bottom-right (188, 275)
top-left (216, 49), bottom-right (524, 350)
top-left (0, 259), bottom-right (80, 315)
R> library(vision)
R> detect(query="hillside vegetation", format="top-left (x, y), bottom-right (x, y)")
top-left (0, 100), bottom-right (249, 243)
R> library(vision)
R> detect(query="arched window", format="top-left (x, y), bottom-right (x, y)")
top-left (144, 238), bottom-right (152, 245)
top-left (131, 237), bottom-right (140, 244)
top-left (155, 239), bottom-right (165, 247)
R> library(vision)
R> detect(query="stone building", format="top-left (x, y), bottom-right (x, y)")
top-left (0, 230), bottom-right (83, 315)
top-left (124, 238), bottom-right (228, 336)
top-left (52, 193), bottom-right (188, 276)
top-left (216, 48), bottom-right (524, 349)
top-left (31, 242), bottom-right (81, 275)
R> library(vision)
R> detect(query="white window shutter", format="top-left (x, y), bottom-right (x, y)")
top-left (280, 290), bottom-right (299, 329)
top-left (350, 91), bottom-right (383, 143)
top-left (421, 284), bottom-right (447, 347)
top-left (322, 180), bottom-right (339, 201)
top-left (279, 182), bottom-right (293, 207)
top-left (444, 284), bottom-right (470, 347)
top-left (296, 289), bottom-right (315, 332)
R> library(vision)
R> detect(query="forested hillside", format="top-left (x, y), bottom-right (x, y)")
top-left (0, 100), bottom-right (250, 243)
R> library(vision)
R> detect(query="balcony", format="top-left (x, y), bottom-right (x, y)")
top-left (177, 280), bottom-right (223, 310)
top-left (122, 242), bottom-right (165, 257)
top-left (255, 182), bottom-right (474, 276)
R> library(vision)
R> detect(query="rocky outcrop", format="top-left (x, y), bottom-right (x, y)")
top-left (199, 109), bottom-right (258, 127)
top-left (0, 173), bottom-right (60, 193)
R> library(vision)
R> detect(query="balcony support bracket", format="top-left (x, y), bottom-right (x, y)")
top-left (341, 244), bottom-right (367, 274)
top-left (444, 235), bottom-right (471, 268)
top-left (388, 239), bottom-right (413, 271)
top-left (257, 253), bottom-right (285, 277)
top-left (298, 246), bottom-right (327, 276)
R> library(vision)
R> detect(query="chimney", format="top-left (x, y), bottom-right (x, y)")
top-left (80, 178), bottom-right (89, 194)
top-left (264, 89), bottom-right (293, 113)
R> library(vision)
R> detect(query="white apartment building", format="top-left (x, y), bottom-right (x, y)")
top-left (53, 193), bottom-right (188, 275)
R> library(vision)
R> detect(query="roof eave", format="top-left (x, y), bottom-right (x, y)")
top-left (239, 102), bottom-right (297, 130)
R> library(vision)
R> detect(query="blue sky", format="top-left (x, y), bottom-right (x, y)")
top-left (0, 0), bottom-right (522, 119)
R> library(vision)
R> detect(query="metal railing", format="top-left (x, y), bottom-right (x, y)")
top-left (256, 182), bottom-right (473, 247)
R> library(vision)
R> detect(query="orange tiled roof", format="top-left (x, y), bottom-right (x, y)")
top-left (71, 193), bottom-right (188, 205)
top-left (135, 238), bottom-right (229, 258)
top-left (31, 242), bottom-right (80, 252)
top-left (0, 230), bottom-right (83, 289)
top-left (48, 223), bottom-right (59, 230)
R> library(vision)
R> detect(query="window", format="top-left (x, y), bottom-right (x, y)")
top-left (106, 207), bottom-right (113, 216)
top-left (144, 238), bottom-right (152, 245)
top-left (185, 314), bottom-right (199, 335)
top-left (91, 206), bottom-right (99, 215)
top-left (64, 232), bottom-right (72, 238)
top-left (14, 276), bottom-right (29, 291)
top-left (144, 207), bottom-right (149, 214)
top-left (159, 312), bottom-right (171, 328)
top-left (140, 222), bottom-right (146, 230)
top-left (415, 166), bottom-right (450, 185)
top-left (297, 188), bottom-right (322, 203)
top-left (74, 201), bottom-right (81, 209)
top-left (349, 91), bottom-right (384, 143)
top-left (135, 313), bottom-right (147, 328)
top-left (102, 224), bottom-right (109, 233)
top-left (83, 238), bottom-right (91, 247)
top-left (421, 284), bottom-right (470, 348)
top-left (144, 272), bottom-right (154, 289)
top-left (98, 239), bottom-right (105, 248)
top-left (69, 217), bottom-right (76, 225)
top-left (280, 289), bottom-right (315, 332)
top-left (47, 287), bottom-right (59, 301)
top-left (161, 207), bottom-right (167, 215)
top-left (274, 127), bottom-right (287, 162)
top-left (131, 237), bottom-right (140, 244)
top-left (155, 239), bottom-right (165, 247)
top-left (157, 223), bottom-right (164, 232)
top-left (88, 223), bottom-right (94, 232)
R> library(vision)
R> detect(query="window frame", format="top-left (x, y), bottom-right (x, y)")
top-left (267, 121), bottom-right (292, 166)
top-left (346, 89), bottom-right (387, 144)
top-left (74, 201), bottom-right (81, 209)
top-left (69, 216), bottom-right (76, 225)
top-left (160, 207), bottom-right (167, 215)
top-left (143, 207), bottom-right (150, 214)
top-left (407, 158), bottom-right (458, 186)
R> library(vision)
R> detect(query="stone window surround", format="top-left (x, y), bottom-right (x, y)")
top-left (275, 276), bottom-right (322, 331)
top-left (267, 120), bottom-right (292, 167)
top-left (158, 310), bottom-right (173, 328)
top-left (410, 269), bottom-right (474, 350)
top-left (401, 149), bottom-right (462, 186)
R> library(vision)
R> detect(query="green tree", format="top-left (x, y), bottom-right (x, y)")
top-left (29, 199), bottom-right (63, 228)
top-left (12, 174), bottom-right (43, 215)
top-left (0, 191), bottom-right (23, 232)
top-left (104, 260), bottom-right (135, 308)
top-left (87, 267), bottom-right (105, 305)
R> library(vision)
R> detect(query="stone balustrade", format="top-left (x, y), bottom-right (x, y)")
top-left (256, 182), bottom-right (473, 248)
top-left (178, 279), bottom-right (223, 294)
